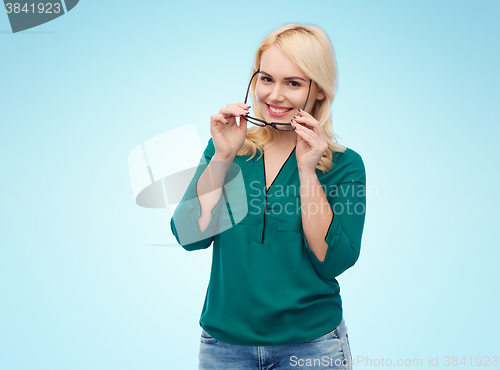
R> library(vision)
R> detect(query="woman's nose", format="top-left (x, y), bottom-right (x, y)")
top-left (269, 84), bottom-right (284, 102)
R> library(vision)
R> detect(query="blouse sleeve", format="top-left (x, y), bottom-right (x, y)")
top-left (302, 154), bottom-right (367, 281)
top-left (170, 138), bottom-right (225, 251)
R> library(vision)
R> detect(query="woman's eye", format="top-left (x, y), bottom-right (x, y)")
top-left (259, 76), bottom-right (300, 87)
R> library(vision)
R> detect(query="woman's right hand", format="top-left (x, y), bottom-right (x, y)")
top-left (210, 103), bottom-right (250, 160)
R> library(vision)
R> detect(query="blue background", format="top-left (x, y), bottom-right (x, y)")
top-left (1, 1), bottom-right (499, 369)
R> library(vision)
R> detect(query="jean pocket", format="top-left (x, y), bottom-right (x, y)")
top-left (303, 327), bottom-right (339, 344)
top-left (200, 328), bottom-right (217, 343)
top-left (277, 196), bottom-right (302, 232)
top-left (346, 333), bottom-right (352, 361)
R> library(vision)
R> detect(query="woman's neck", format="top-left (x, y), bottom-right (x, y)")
top-left (269, 131), bottom-right (297, 151)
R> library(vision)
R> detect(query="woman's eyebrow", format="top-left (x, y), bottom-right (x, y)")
top-left (260, 70), bottom-right (307, 82)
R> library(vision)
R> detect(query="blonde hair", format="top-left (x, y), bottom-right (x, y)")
top-left (237, 23), bottom-right (345, 173)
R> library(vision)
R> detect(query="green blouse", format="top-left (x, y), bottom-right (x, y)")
top-left (170, 138), bottom-right (366, 346)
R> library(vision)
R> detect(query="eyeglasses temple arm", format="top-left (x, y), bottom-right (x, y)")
top-left (302, 79), bottom-right (312, 111)
top-left (244, 69), bottom-right (261, 104)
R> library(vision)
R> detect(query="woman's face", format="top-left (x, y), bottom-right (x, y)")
top-left (255, 44), bottom-right (325, 127)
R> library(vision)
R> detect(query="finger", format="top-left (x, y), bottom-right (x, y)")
top-left (217, 113), bottom-right (230, 125)
top-left (238, 114), bottom-right (248, 134)
top-left (293, 122), bottom-right (328, 152)
top-left (220, 106), bottom-right (250, 119)
top-left (221, 103), bottom-right (250, 114)
top-left (297, 109), bottom-right (311, 117)
top-left (296, 109), bottom-right (317, 129)
top-left (211, 114), bottom-right (229, 129)
top-left (210, 115), bottom-right (219, 130)
top-left (292, 115), bottom-right (327, 140)
top-left (235, 102), bottom-right (251, 109)
top-left (292, 115), bottom-right (316, 129)
top-left (293, 123), bottom-right (319, 145)
top-left (292, 120), bottom-right (321, 140)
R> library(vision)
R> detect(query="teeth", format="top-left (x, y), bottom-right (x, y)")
top-left (269, 105), bottom-right (292, 114)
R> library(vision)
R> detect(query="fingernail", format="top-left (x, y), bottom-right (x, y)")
top-left (298, 108), bottom-right (303, 112)
top-left (294, 115), bottom-right (299, 118)
top-left (225, 120), bottom-right (229, 124)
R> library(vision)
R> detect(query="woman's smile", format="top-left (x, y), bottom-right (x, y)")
top-left (265, 103), bottom-right (294, 117)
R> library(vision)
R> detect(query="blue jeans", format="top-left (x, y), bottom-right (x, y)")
top-left (199, 318), bottom-right (353, 369)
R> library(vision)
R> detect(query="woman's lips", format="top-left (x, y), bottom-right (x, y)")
top-left (266, 103), bottom-right (293, 117)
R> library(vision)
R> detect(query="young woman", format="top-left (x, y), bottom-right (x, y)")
top-left (171, 23), bottom-right (366, 370)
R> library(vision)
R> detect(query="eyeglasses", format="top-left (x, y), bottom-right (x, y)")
top-left (243, 69), bottom-right (313, 131)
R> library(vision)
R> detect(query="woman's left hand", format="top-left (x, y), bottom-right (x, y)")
top-left (291, 109), bottom-right (329, 173)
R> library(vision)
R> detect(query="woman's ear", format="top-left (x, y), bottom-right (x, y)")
top-left (316, 90), bottom-right (326, 101)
